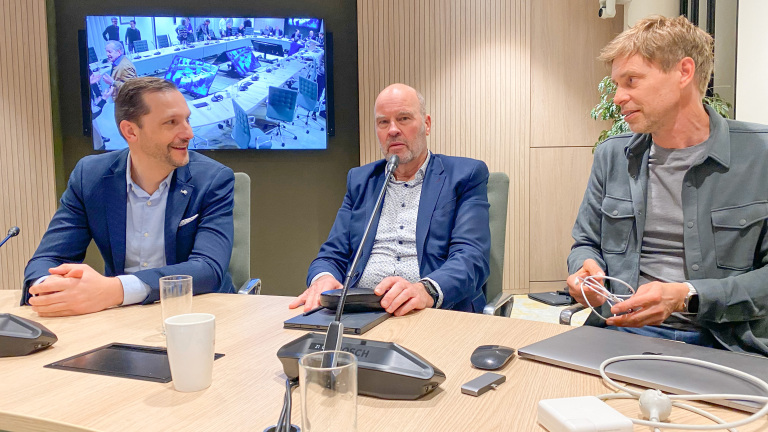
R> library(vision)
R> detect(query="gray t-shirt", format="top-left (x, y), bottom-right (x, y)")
top-left (639, 141), bottom-right (708, 330)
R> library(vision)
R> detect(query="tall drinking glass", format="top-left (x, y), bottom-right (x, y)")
top-left (299, 351), bottom-right (357, 432)
top-left (159, 275), bottom-right (193, 335)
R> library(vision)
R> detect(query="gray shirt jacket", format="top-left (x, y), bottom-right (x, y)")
top-left (569, 105), bottom-right (768, 356)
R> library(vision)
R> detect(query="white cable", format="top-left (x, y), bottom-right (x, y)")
top-left (598, 394), bottom-right (737, 432)
top-left (597, 355), bottom-right (768, 430)
top-left (577, 275), bottom-right (635, 321)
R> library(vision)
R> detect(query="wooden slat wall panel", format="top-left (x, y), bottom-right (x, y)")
top-left (528, 2), bottom-right (622, 287)
top-left (529, 147), bottom-right (596, 282)
top-left (357, 0), bottom-right (531, 291)
top-left (530, 0), bottom-right (621, 149)
top-left (0, 0), bottom-right (56, 290)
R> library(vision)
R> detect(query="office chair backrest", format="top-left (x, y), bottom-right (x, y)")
top-left (486, 172), bottom-right (510, 302)
top-left (157, 34), bottom-right (170, 49)
top-left (266, 86), bottom-right (299, 123)
top-left (231, 100), bottom-right (251, 149)
top-left (230, 172), bottom-right (251, 291)
top-left (297, 76), bottom-right (319, 112)
top-left (87, 46), bottom-right (98, 63)
top-left (133, 40), bottom-right (149, 53)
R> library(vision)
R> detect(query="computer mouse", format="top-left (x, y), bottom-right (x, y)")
top-left (154, 51), bottom-right (161, 55)
top-left (251, 74), bottom-right (259, 81)
top-left (319, 288), bottom-right (385, 313)
top-left (174, 48), bottom-right (180, 51)
top-left (470, 345), bottom-right (516, 370)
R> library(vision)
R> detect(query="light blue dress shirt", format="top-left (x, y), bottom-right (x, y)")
top-left (118, 155), bottom-right (174, 305)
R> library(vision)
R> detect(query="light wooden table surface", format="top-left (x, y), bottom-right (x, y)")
top-left (0, 291), bottom-right (765, 431)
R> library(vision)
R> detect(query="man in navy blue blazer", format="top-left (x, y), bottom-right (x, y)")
top-left (290, 83), bottom-right (490, 316)
top-left (23, 77), bottom-right (235, 316)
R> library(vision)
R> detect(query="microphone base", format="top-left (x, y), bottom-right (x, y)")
top-left (263, 426), bottom-right (300, 432)
top-left (277, 333), bottom-right (445, 400)
top-left (0, 314), bottom-right (58, 357)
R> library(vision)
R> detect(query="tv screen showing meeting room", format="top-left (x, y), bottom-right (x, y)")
top-left (85, 15), bottom-right (328, 151)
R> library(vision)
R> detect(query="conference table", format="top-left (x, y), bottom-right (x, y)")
top-left (0, 291), bottom-right (765, 431)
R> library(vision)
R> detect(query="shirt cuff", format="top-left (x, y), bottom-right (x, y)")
top-left (310, 272), bottom-right (335, 286)
top-left (33, 276), bottom-right (49, 286)
top-left (423, 277), bottom-right (444, 309)
top-left (684, 282), bottom-right (697, 293)
top-left (117, 275), bottom-right (151, 306)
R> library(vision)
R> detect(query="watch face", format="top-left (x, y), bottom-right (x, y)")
top-left (688, 294), bottom-right (699, 314)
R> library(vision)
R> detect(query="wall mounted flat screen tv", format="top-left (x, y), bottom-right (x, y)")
top-left (84, 15), bottom-right (330, 151)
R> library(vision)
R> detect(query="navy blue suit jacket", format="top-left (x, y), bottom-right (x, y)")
top-left (307, 154), bottom-right (491, 312)
top-left (22, 149), bottom-right (235, 305)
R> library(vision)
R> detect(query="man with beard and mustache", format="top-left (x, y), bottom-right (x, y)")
top-left (567, 16), bottom-right (768, 356)
top-left (290, 83), bottom-right (491, 316)
top-left (22, 77), bottom-right (235, 316)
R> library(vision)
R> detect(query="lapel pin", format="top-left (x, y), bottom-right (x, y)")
top-left (181, 189), bottom-right (188, 195)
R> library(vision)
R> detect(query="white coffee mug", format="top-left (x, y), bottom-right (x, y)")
top-left (164, 313), bottom-right (216, 392)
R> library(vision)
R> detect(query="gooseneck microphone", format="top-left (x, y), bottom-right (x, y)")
top-left (322, 155), bottom-right (399, 364)
top-left (0, 226), bottom-right (20, 249)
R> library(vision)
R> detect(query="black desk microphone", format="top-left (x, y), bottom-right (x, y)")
top-left (0, 226), bottom-right (20, 249)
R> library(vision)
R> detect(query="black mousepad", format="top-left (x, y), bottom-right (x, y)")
top-left (45, 343), bottom-right (224, 383)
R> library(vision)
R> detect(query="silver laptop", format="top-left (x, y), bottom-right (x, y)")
top-left (518, 326), bottom-right (768, 412)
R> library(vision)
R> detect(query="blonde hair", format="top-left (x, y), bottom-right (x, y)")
top-left (599, 15), bottom-right (713, 95)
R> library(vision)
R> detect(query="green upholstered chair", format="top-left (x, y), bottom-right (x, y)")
top-left (231, 172), bottom-right (261, 295)
top-left (482, 172), bottom-right (514, 316)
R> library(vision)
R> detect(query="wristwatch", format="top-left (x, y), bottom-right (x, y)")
top-left (419, 279), bottom-right (439, 306)
top-left (683, 282), bottom-right (699, 314)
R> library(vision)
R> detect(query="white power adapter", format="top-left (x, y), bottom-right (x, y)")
top-left (538, 396), bottom-right (633, 432)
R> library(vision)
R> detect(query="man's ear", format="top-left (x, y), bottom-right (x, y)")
top-left (119, 120), bottom-right (139, 143)
top-left (678, 57), bottom-right (697, 90)
top-left (424, 114), bottom-right (432, 136)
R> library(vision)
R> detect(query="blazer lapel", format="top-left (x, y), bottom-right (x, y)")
top-left (165, 165), bottom-right (193, 265)
top-left (105, 153), bottom-right (128, 273)
top-left (416, 156), bottom-right (446, 264)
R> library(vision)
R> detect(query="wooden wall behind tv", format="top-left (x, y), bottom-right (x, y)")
top-left (48, 0), bottom-right (360, 296)
top-left (0, 0), bottom-right (57, 292)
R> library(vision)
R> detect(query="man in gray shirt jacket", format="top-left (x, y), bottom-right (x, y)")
top-left (566, 15), bottom-right (768, 356)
